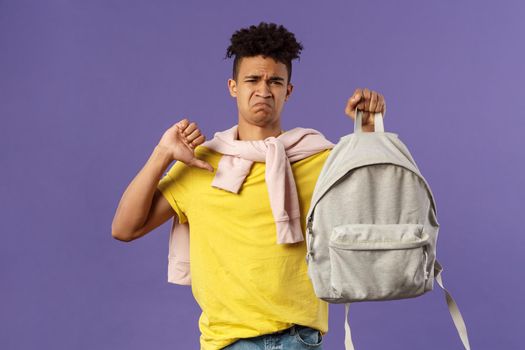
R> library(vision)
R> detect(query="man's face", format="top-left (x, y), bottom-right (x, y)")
top-left (228, 55), bottom-right (293, 128)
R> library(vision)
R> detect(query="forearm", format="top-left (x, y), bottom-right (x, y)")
top-left (111, 146), bottom-right (173, 240)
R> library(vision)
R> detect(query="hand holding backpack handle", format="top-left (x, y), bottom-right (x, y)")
top-left (354, 107), bottom-right (384, 133)
top-left (351, 107), bottom-right (471, 350)
top-left (344, 88), bottom-right (386, 133)
top-left (307, 103), bottom-right (472, 349)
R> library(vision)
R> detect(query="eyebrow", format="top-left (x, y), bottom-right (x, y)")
top-left (243, 75), bottom-right (285, 81)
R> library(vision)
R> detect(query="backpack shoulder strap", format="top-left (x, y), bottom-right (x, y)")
top-left (342, 262), bottom-right (472, 350)
top-left (434, 260), bottom-right (472, 350)
top-left (344, 303), bottom-right (355, 350)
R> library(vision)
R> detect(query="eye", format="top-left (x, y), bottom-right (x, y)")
top-left (270, 81), bottom-right (283, 85)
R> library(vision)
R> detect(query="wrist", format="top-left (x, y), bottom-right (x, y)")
top-left (362, 125), bottom-right (374, 132)
top-left (153, 145), bottom-right (174, 166)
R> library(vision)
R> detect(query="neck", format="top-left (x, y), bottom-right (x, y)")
top-left (236, 119), bottom-right (284, 141)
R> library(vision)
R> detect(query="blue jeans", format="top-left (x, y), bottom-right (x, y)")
top-left (222, 324), bottom-right (323, 350)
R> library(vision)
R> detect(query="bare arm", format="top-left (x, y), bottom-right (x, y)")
top-left (111, 146), bottom-right (175, 242)
top-left (111, 119), bottom-right (213, 242)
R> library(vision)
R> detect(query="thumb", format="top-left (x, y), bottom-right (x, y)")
top-left (345, 94), bottom-right (362, 117)
top-left (189, 157), bottom-right (214, 172)
top-left (349, 93), bottom-right (362, 107)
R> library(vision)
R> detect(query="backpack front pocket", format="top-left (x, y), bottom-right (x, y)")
top-left (329, 223), bottom-right (429, 301)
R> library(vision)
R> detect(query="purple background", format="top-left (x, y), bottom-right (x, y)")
top-left (2, 0), bottom-right (524, 349)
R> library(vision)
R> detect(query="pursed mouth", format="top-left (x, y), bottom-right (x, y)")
top-left (253, 102), bottom-right (272, 107)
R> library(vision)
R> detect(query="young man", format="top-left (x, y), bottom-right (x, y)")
top-left (112, 22), bottom-right (386, 350)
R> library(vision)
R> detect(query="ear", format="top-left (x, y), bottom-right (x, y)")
top-left (285, 83), bottom-right (294, 101)
top-left (228, 78), bottom-right (237, 97)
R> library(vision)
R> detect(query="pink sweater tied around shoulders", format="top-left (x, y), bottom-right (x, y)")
top-left (167, 124), bottom-right (335, 285)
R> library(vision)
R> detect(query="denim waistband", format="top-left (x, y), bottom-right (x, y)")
top-left (273, 324), bottom-right (312, 336)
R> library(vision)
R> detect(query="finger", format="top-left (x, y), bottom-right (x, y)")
top-left (379, 94), bottom-right (386, 116)
top-left (184, 128), bottom-right (201, 142)
top-left (362, 88), bottom-right (371, 101)
top-left (362, 88), bottom-right (371, 111)
top-left (369, 91), bottom-right (378, 113)
top-left (176, 118), bottom-right (189, 130)
top-left (186, 129), bottom-right (202, 144)
top-left (353, 88), bottom-right (363, 105)
top-left (363, 89), bottom-right (372, 111)
top-left (357, 100), bottom-right (367, 110)
top-left (354, 88), bottom-right (363, 99)
top-left (190, 134), bottom-right (206, 147)
top-left (182, 122), bottom-right (197, 136)
top-left (378, 100), bottom-right (384, 114)
top-left (345, 89), bottom-right (363, 115)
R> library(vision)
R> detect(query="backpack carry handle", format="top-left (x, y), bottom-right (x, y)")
top-left (354, 107), bottom-right (385, 133)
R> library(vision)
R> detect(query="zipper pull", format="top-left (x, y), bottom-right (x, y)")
top-left (423, 250), bottom-right (429, 280)
top-left (306, 215), bottom-right (314, 264)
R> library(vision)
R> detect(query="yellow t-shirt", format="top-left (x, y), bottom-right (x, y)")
top-left (157, 145), bottom-right (332, 350)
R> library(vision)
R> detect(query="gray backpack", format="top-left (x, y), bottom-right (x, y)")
top-left (305, 110), bottom-right (471, 349)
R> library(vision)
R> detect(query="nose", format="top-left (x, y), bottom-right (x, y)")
top-left (255, 81), bottom-right (272, 98)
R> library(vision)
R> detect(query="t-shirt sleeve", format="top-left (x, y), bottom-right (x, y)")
top-left (157, 160), bottom-right (192, 224)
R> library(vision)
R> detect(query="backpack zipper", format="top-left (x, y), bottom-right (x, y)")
top-left (306, 215), bottom-right (314, 263)
top-left (423, 248), bottom-right (429, 280)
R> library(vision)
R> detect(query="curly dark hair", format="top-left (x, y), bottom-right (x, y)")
top-left (225, 22), bottom-right (304, 83)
